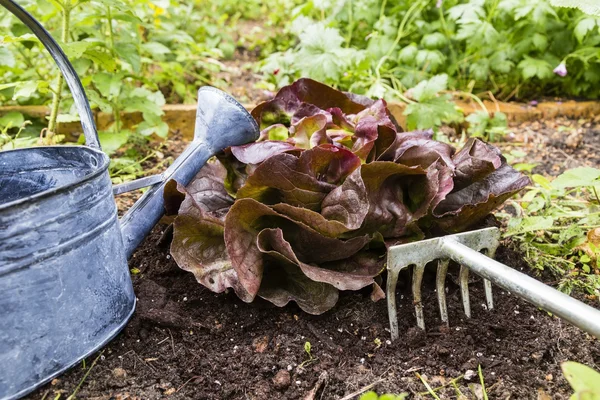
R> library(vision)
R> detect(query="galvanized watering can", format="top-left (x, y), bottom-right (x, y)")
top-left (0, 1), bottom-right (259, 399)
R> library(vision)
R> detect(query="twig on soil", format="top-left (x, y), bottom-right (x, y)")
top-left (338, 379), bottom-right (384, 400)
top-left (177, 375), bottom-right (201, 393)
top-left (66, 351), bottom-right (104, 400)
top-left (303, 371), bottom-right (328, 400)
top-left (169, 329), bottom-right (176, 356)
top-left (157, 336), bottom-right (170, 345)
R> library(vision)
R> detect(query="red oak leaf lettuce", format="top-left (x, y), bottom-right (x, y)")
top-left (165, 78), bottom-right (529, 315)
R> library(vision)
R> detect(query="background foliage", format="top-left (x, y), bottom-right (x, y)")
top-left (260, 0), bottom-right (600, 101)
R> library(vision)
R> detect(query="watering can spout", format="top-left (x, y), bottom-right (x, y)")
top-left (119, 87), bottom-right (259, 258)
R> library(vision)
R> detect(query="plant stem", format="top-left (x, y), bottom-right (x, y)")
top-left (106, 6), bottom-right (121, 133)
top-left (379, 0), bottom-right (388, 22)
top-left (47, 1), bottom-right (72, 135)
top-left (345, 0), bottom-right (354, 47)
top-left (375, 0), bottom-right (427, 78)
top-left (592, 186), bottom-right (600, 205)
top-left (106, 6), bottom-right (115, 48)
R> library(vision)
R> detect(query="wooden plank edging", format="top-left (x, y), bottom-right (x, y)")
top-left (1, 100), bottom-right (598, 141)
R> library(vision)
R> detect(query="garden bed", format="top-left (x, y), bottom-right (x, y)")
top-left (26, 228), bottom-right (600, 400)
top-left (26, 118), bottom-right (600, 400)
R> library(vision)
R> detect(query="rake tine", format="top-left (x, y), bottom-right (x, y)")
top-left (386, 267), bottom-right (401, 341)
top-left (483, 247), bottom-right (499, 311)
top-left (436, 259), bottom-right (450, 325)
top-left (413, 264), bottom-right (426, 330)
top-left (459, 264), bottom-right (471, 318)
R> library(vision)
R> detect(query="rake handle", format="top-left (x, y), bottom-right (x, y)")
top-left (442, 237), bottom-right (600, 339)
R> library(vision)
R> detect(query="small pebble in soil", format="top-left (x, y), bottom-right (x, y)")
top-left (464, 370), bottom-right (476, 381)
top-left (273, 370), bottom-right (291, 390)
top-left (112, 368), bottom-right (127, 379)
top-left (287, 365), bottom-right (293, 371)
top-left (296, 380), bottom-right (301, 385)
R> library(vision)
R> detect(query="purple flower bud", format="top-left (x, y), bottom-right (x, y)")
top-left (553, 63), bottom-right (567, 77)
top-left (436, 0), bottom-right (442, 8)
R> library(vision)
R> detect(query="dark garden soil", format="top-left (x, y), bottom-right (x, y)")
top-left (26, 230), bottom-right (600, 400)
top-left (25, 118), bottom-right (600, 400)
top-left (498, 116), bottom-right (600, 176)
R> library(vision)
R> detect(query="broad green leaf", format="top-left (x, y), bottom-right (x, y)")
top-left (410, 74), bottom-right (448, 102)
top-left (83, 49), bottom-right (117, 72)
top-left (55, 114), bottom-right (80, 123)
top-left (62, 41), bottom-right (95, 59)
top-left (0, 46), bottom-right (15, 67)
top-left (124, 96), bottom-right (163, 117)
top-left (398, 44), bottom-right (418, 64)
top-left (137, 116), bottom-right (169, 138)
top-left (98, 130), bottom-right (129, 155)
top-left (532, 33), bottom-right (548, 50)
top-left (86, 88), bottom-right (113, 113)
top-left (12, 80), bottom-right (40, 100)
top-left (447, 1), bottom-right (486, 22)
top-left (552, 167), bottom-right (600, 188)
top-left (561, 361), bottom-right (600, 399)
top-left (415, 49), bottom-right (445, 70)
top-left (92, 72), bottom-right (123, 99)
top-left (0, 33), bottom-right (37, 43)
top-left (574, 17), bottom-right (598, 42)
top-left (142, 41), bottom-right (171, 56)
top-left (114, 42), bottom-right (141, 72)
top-left (405, 96), bottom-right (463, 130)
top-left (421, 33), bottom-right (447, 49)
top-left (518, 56), bottom-right (553, 80)
top-left (550, 0), bottom-right (600, 16)
top-left (0, 112), bottom-right (24, 129)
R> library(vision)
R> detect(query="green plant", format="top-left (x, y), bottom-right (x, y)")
top-left (562, 361), bottom-right (600, 399)
top-left (164, 78), bottom-right (529, 313)
top-left (359, 392), bottom-right (408, 400)
top-left (298, 341), bottom-right (317, 368)
top-left (501, 167), bottom-right (600, 297)
top-left (258, 0), bottom-right (600, 132)
top-left (0, 0), bottom-right (281, 181)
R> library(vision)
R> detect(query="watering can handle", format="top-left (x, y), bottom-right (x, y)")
top-left (0, 0), bottom-right (101, 149)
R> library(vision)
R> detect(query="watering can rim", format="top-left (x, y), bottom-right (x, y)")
top-left (0, 145), bottom-right (110, 212)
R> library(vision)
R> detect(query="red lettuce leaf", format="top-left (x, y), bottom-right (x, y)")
top-left (236, 145), bottom-right (360, 210)
top-left (432, 138), bottom-right (531, 232)
top-left (169, 187), bottom-right (250, 300)
top-left (230, 140), bottom-right (300, 165)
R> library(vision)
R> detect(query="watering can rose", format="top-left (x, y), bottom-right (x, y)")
top-left (164, 79), bottom-right (530, 314)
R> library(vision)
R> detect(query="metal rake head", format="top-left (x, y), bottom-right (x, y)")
top-left (386, 227), bottom-right (501, 341)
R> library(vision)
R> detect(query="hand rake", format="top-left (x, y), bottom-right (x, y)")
top-left (386, 227), bottom-right (600, 341)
